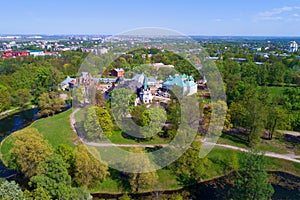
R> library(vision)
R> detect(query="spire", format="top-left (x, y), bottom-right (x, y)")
top-left (143, 76), bottom-right (148, 90)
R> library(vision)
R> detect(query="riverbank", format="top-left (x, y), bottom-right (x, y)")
top-left (0, 104), bottom-right (35, 120)
top-left (91, 171), bottom-right (300, 200)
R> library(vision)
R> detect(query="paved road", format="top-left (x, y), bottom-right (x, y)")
top-left (70, 109), bottom-right (300, 164)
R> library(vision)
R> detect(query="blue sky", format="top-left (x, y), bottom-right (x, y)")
top-left (1, 0), bottom-right (300, 36)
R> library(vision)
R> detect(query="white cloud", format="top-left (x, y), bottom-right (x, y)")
top-left (255, 6), bottom-right (300, 21)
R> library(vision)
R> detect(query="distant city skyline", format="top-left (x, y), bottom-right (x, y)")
top-left (1, 0), bottom-right (300, 36)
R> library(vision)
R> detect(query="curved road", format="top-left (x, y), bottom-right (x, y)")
top-left (70, 108), bottom-right (300, 164)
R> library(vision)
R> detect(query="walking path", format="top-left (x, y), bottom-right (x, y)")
top-left (70, 108), bottom-right (300, 164)
top-left (0, 107), bottom-right (19, 116)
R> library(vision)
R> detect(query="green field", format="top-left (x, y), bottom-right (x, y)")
top-left (29, 109), bottom-right (79, 148)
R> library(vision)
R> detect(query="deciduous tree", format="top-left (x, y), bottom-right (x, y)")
top-left (9, 128), bottom-right (53, 178)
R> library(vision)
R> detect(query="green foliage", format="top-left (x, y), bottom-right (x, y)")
top-left (55, 144), bottom-right (75, 170)
top-left (37, 92), bottom-right (65, 117)
top-left (110, 88), bottom-right (133, 121)
top-left (24, 187), bottom-right (51, 200)
top-left (69, 187), bottom-right (92, 200)
top-left (0, 51), bottom-right (85, 112)
top-left (122, 148), bottom-right (158, 192)
top-left (232, 150), bottom-right (274, 200)
top-left (0, 179), bottom-right (24, 200)
top-left (9, 128), bottom-right (53, 178)
top-left (119, 193), bottom-right (131, 200)
top-left (131, 104), bottom-right (147, 126)
top-left (140, 107), bottom-right (167, 138)
top-left (30, 155), bottom-right (72, 200)
top-left (83, 107), bottom-right (102, 141)
top-left (95, 106), bottom-right (113, 138)
top-left (0, 84), bottom-right (10, 112)
top-left (12, 88), bottom-right (31, 108)
top-left (170, 141), bottom-right (210, 184)
top-left (73, 145), bottom-right (109, 187)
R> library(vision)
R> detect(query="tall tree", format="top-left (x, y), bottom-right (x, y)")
top-left (37, 92), bottom-right (65, 117)
top-left (95, 106), bottom-right (113, 138)
top-left (232, 150), bottom-right (274, 200)
top-left (29, 155), bottom-right (73, 200)
top-left (140, 107), bottom-right (167, 138)
top-left (122, 148), bottom-right (158, 192)
top-left (73, 145), bottom-right (109, 187)
top-left (9, 128), bottom-right (53, 178)
top-left (83, 107), bottom-right (102, 141)
top-left (170, 141), bottom-right (210, 184)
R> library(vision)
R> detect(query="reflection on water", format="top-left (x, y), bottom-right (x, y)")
top-left (0, 108), bottom-right (39, 137)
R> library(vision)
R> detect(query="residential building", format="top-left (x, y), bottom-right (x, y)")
top-left (111, 68), bottom-right (125, 77)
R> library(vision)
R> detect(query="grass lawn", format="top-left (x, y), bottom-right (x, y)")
top-left (90, 169), bottom-right (181, 193)
top-left (0, 109), bottom-right (79, 165)
top-left (109, 130), bottom-right (170, 145)
top-left (207, 147), bottom-right (300, 177)
top-left (218, 134), bottom-right (248, 149)
top-left (219, 133), bottom-right (294, 155)
top-left (29, 109), bottom-right (79, 148)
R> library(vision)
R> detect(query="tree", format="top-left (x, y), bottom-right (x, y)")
top-left (110, 88), bottom-right (133, 121)
top-left (95, 90), bottom-right (106, 107)
top-left (9, 128), bottom-right (53, 178)
top-left (232, 150), bottom-right (274, 200)
top-left (29, 155), bottom-right (73, 200)
top-left (24, 187), bottom-right (51, 200)
top-left (140, 107), bottom-right (167, 138)
top-left (73, 145), bottom-right (109, 187)
top-left (170, 141), bottom-right (210, 184)
top-left (266, 106), bottom-right (289, 139)
top-left (13, 88), bottom-right (31, 108)
top-left (0, 179), bottom-right (24, 200)
top-left (95, 106), bottom-right (113, 138)
top-left (55, 144), bottom-right (75, 171)
top-left (0, 84), bottom-right (10, 112)
top-left (83, 107), bottom-right (103, 141)
top-left (131, 104), bottom-right (147, 126)
top-left (122, 148), bottom-right (158, 192)
top-left (37, 92), bottom-right (65, 117)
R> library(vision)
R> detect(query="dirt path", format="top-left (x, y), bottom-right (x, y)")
top-left (70, 109), bottom-right (300, 164)
top-left (0, 107), bottom-right (19, 116)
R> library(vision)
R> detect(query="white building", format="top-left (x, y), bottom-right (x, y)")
top-left (289, 41), bottom-right (298, 52)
